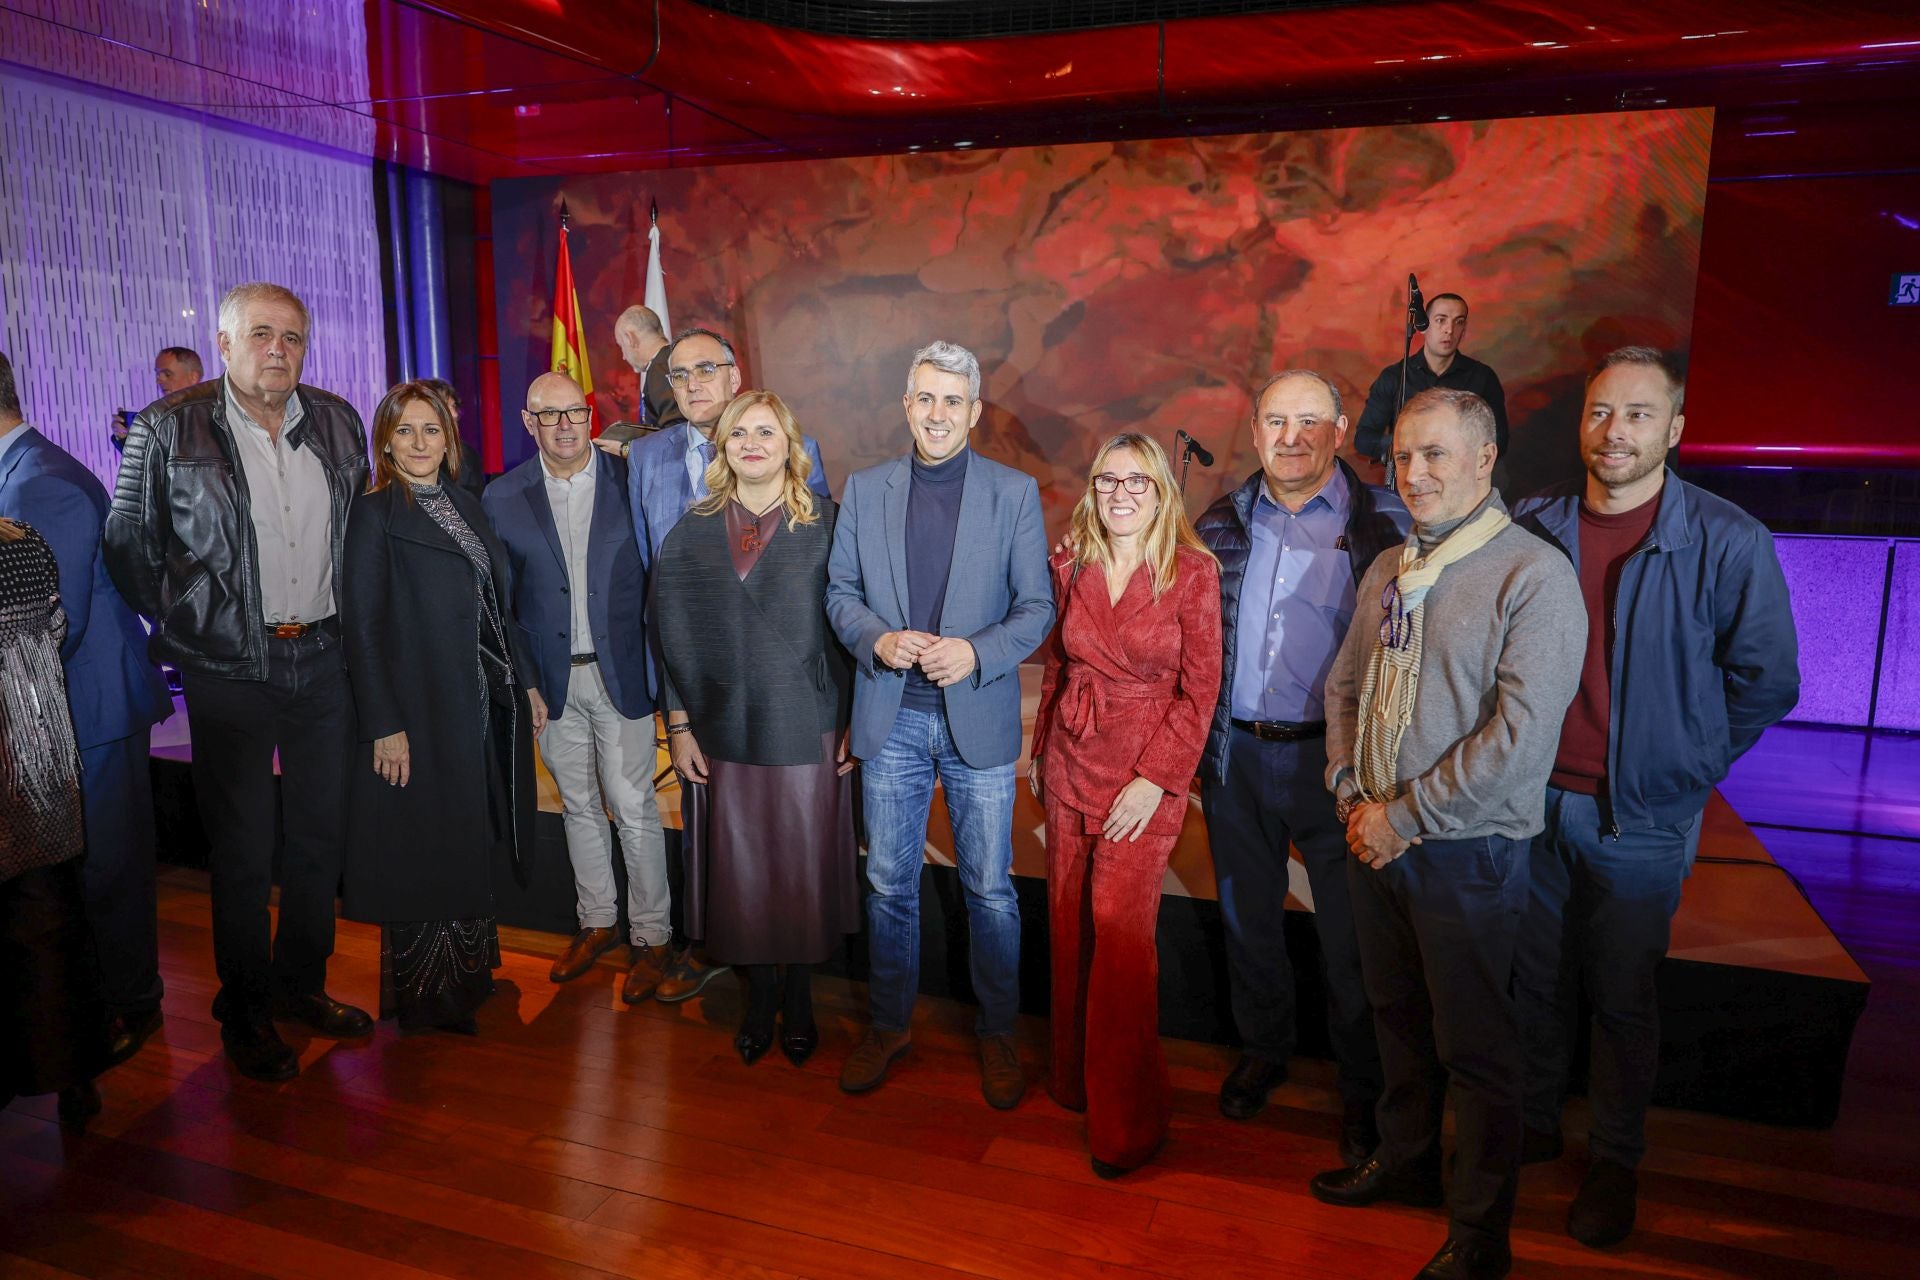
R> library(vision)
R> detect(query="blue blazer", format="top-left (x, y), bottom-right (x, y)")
top-left (482, 449), bottom-right (651, 721)
top-left (627, 421), bottom-right (832, 568)
top-left (826, 449), bottom-right (1055, 769)
top-left (0, 428), bottom-right (171, 749)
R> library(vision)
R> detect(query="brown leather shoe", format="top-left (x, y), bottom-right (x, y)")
top-left (550, 927), bottom-right (619, 983)
top-left (655, 946), bottom-right (730, 1003)
top-left (621, 942), bottom-right (669, 1004)
top-left (838, 1028), bottom-right (912, 1094)
top-left (979, 1033), bottom-right (1025, 1110)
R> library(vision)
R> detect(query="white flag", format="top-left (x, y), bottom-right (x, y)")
top-left (645, 215), bottom-right (671, 342)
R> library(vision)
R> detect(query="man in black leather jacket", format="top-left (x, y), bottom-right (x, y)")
top-left (105, 282), bottom-right (375, 1082)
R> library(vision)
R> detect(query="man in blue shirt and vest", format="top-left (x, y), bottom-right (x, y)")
top-left (1193, 369), bottom-right (1410, 1162)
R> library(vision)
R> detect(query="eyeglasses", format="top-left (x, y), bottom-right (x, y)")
top-left (530, 406), bottom-right (591, 426)
top-left (666, 360), bottom-right (736, 388)
top-left (1378, 579), bottom-right (1411, 651)
top-left (1092, 473), bottom-right (1155, 495)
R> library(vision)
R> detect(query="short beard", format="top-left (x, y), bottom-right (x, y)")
top-left (1587, 443), bottom-right (1667, 492)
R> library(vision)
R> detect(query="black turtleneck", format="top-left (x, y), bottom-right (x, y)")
top-left (902, 448), bottom-right (969, 709)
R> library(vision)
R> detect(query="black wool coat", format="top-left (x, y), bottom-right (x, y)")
top-left (338, 482), bottom-right (538, 923)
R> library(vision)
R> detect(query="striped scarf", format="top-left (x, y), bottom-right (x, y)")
top-left (1354, 504), bottom-right (1510, 804)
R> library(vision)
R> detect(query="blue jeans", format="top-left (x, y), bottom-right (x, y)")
top-left (1515, 787), bottom-right (1695, 1168)
top-left (860, 707), bottom-right (1021, 1036)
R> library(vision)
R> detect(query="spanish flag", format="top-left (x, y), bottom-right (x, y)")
top-left (550, 204), bottom-right (598, 433)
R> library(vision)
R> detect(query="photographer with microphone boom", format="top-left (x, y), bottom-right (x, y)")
top-left (1354, 285), bottom-right (1508, 466)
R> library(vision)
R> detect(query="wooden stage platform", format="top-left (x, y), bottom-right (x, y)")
top-left (3, 869), bottom-right (1917, 1280)
top-left (146, 668), bottom-right (1870, 1128)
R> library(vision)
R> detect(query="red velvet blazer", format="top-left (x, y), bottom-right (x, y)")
top-left (1033, 545), bottom-right (1223, 835)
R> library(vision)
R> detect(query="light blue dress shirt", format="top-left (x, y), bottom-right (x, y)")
top-left (1229, 466), bottom-right (1355, 723)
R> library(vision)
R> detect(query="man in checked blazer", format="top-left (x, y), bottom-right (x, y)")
top-left (617, 327), bottom-right (831, 1001)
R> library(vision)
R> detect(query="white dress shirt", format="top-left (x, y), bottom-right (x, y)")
top-left (542, 453), bottom-right (596, 653)
top-left (225, 383), bottom-right (333, 624)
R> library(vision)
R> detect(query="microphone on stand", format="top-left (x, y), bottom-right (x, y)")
top-left (1175, 429), bottom-right (1214, 468)
top-left (1408, 273), bottom-right (1430, 333)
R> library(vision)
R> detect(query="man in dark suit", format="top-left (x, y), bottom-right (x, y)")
top-left (484, 372), bottom-right (671, 1001)
top-left (617, 326), bottom-right (832, 1002)
top-left (0, 351), bottom-right (174, 1065)
top-left (614, 305), bottom-right (682, 431)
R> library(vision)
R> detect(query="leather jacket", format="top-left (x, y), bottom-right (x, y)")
top-left (105, 377), bottom-right (369, 680)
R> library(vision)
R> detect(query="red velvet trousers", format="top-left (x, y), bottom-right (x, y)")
top-left (1045, 797), bottom-right (1176, 1169)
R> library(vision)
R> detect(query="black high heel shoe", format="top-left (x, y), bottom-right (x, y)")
top-left (781, 1022), bottom-right (819, 1066)
top-left (736, 1022), bottom-right (775, 1065)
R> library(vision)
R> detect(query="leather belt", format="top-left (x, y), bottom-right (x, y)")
top-left (1231, 717), bottom-right (1326, 742)
top-left (569, 652), bottom-right (599, 666)
top-left (265, 617), bottom-right (338, 640)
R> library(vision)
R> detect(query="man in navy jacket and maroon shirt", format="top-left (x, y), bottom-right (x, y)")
top-left (1510, 346), bottom-right (1799, 1250)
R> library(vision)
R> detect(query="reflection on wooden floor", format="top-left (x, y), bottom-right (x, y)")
top-left (5, 868), bottom-right (1919, 1280)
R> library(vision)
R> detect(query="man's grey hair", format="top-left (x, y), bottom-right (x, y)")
top-left (666, 326), bottom-right (737, 367)
top-left (1592, 345), bottom-right (1686, 413)
top-left (217, 283), bottom-right (310, 340)
top-left (1400, 387), bottom-right (1496, 447)
top-left (615, 304), bottom-right (664, 340)
top-left (158, 346), bottom-right (203, 374)
top-left (1252, 369), bottom-right (1344, 421)
top-left (906, 340), bottom-right (981, 402)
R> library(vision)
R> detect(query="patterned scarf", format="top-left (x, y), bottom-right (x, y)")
top-left (1354, 503), bottom-right (1511, 803)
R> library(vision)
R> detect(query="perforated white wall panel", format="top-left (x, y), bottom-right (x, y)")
top-left (0, 63), bottom-right (384, 489)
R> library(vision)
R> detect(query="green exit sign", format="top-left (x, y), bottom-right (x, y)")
top-left (1892, 274), bottom-right (1920, 305)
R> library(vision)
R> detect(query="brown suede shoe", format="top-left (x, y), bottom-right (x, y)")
top-left (838, 1028), bottom-right (912, 1094)
top-left (979, 1033), bottom-right (1025, 1110)
top-left (621, 942), bottom-right (669, 1004)
top-left (550, 926), bottom-right (619, 983)
top-left (655, 946), bottom-right (730, 1003)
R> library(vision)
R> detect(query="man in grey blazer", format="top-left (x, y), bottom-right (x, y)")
top-left (826, 340), bottom-right (1054, 1108)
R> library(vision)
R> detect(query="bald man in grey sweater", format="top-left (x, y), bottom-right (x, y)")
top-left (1308, 389), bottom-right (1584, 1280)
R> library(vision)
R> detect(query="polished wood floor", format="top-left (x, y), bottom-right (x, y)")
top-left (5, 856), bottom-right (1918, 1280)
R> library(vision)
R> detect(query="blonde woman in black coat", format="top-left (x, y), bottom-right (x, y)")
top-left (340, 382), bottom-right (541, 1033)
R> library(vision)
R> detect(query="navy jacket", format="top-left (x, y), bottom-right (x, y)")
top-left (482, 449), bottom-right (651, 721)
top-left (1513, 471), bottom-right (1799, 833)
top-left (0, 427), bottom-right (171, 748)
top-left (1192, 459), bottom-right (1410, 784)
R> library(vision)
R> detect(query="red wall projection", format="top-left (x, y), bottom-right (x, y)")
top-left (491, 108), bottom-right (1712, 521)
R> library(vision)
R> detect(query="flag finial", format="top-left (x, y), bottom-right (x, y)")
top-left (559, 198), bottom-right (571, 230)
top-left (649, 199), bottom-right (658, 227)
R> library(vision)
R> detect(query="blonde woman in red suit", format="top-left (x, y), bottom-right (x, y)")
top-left (1032, 432), bottom-right (1222, 1178)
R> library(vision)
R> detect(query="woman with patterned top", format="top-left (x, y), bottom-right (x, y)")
top-left (339, 383), bottom-right (542, 1033)
top-left (0, 516), bottom-right (107, 1126)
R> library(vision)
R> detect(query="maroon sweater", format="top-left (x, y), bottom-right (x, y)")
top-left (1548, 490), bottom-right (1661, 795)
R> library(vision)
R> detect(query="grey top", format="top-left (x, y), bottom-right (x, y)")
top-left (1325, 493), bottom-right (1586, 842)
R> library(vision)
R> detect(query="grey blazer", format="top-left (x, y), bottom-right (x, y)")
top-left (826, 449), bottom-right (1055, 769)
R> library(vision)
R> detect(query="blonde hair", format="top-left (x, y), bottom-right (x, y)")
top-left (1067, 432), bottom-right (1214, 600)
top-left (689, 390), bottom-right (819, 529)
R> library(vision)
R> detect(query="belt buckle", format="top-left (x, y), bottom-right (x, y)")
top-left (270, 622), bottom-right (308, 639)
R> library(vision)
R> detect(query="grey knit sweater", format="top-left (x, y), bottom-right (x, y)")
top-left (1325, 492), bottom-right (1586, 842)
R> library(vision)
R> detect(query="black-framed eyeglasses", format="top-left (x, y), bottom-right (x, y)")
top-left (1092, 473), bottom-right (1155, 495)
top-left (530, 406), bottom-right (592, 426)
top-left (666, 360), bottom-right (735, 388)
